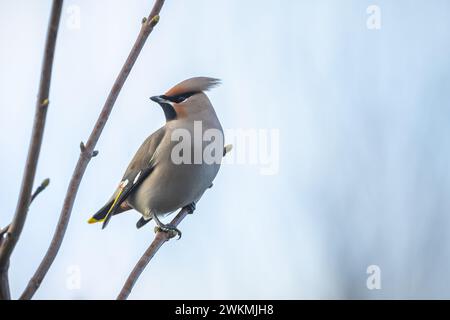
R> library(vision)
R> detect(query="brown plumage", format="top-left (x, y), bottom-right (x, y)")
top-left (165, 77), bottom-right (221, 97)
top-left (89, 77), bottom-right (225, 235)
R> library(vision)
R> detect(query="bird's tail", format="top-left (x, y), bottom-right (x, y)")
top-left (88, 200), bottom-right (114, 224)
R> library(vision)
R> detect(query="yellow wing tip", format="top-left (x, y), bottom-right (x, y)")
top-left (224, 144), bottom-right (233, 156)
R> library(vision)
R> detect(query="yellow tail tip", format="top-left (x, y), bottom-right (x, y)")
top-left (88, 217), bottom-right (102, 224)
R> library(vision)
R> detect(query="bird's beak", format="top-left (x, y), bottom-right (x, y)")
top-left (150, 95), bottom-right (166, 103)
top-left (150, 95), bottom-right (177, 121)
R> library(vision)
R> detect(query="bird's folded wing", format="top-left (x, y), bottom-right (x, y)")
top-left (100, 127), bottom-right (166, 229)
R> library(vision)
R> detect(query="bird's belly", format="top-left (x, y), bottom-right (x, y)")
top-left (130, 161), bottom-right (220, 216)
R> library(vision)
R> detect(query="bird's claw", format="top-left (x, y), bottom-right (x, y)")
top-left (154, 224), bottom-right (182, 240)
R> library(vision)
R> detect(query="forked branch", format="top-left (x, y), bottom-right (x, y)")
top-left (20, 0), bottom-right (166, 300)
top-left (0, 0), bottom-right (63, 300)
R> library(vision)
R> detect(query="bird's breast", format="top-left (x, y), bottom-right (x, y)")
top-left (130, 118), bottom-right (223, 216)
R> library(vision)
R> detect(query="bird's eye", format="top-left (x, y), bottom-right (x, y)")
top-left (167, 92), bottom-right (197, 104)
top-left (174, 95), bottom-right (189, 103)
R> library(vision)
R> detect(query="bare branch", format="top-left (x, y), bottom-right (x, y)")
top-left (0, 225), bottom-right (9, 239)
top-left (20, 0), bottom-right (166, 300)
top-left (0, 0), bottom-right (63, 300)
top-left (117, 206), bottom-right (191, 300)
top-left (116, 147), bottom-right (233, 300)
top-left (0, 178), bottom-right (51, 240)
top-left (0, 260), bottom-right (10, 300)
top-left (0, 236), bottom-right (10, 300)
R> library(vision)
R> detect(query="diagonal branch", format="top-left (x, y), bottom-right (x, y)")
top-left (0, 258), bottom-right (10, 300)
top-left (0, 178), bottom-right (50, 300)
top-left (0, 0), bottom-right (63, 300)
top-left (20, 0), bottom-right (166, 300)
top-left (117, 206), bottom-right (191, 300)
top-left (0, 178), bottom-right (51, 239)
top-left (116, 145), bottom-right (233, 300)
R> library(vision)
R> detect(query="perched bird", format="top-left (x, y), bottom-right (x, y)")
top-left (88, 77), bottom-right (227, 238)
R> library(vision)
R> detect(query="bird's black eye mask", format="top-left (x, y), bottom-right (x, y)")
top-left (152, 92), bottom-right (198, 122)
top-left (162, 91), bottom-right (198, 104)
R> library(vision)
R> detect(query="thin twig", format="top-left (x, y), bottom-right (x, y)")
top-left (0, 179), bottom-right (50, 239)
top-left (30, 178), bottom-right (51, 203)
top-left (117, 207), bottom-right (190, 300)
top-left (20, 0), bottom-right (166, 300)
top-left (0, 0), bottom-right (63, 300)
top-left (0, 177), bottom-right (48, 299)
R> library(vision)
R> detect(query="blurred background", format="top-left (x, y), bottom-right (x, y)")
top-left (1, 0), bottom-right (450, 299)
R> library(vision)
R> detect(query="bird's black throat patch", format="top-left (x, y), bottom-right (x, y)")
top-left (160, 102), bottom-right (177, 121)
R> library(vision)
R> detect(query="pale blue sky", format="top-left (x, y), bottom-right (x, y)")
top-left (1, 0), bottom-right (450, 299)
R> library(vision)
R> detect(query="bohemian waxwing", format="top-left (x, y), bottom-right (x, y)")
top-left (88, 77), bottom-right (229, 238)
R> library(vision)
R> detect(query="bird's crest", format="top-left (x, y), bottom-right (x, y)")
top-left (165, 77), bottom-right (221, 97)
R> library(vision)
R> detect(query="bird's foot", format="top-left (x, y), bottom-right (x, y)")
top-left (185, 202), bottom-right (196, 214)
top-left (154, 224), bottom-right (182, 240)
